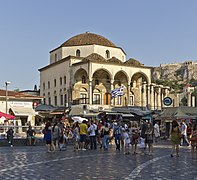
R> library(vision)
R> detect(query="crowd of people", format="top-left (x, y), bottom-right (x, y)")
top-left (4, 117), bottom-right (197, 158)
top-left (41, 118), bottom-right (197, 156)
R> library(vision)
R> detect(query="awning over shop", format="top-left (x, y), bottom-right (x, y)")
top-left (10, 107), bottom-right (36, 116)
top-left (0, 111), bottom-right (15, 120)
top-left (157, 107), bottom-right (197, 121)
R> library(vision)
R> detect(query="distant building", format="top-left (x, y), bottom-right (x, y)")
top-left (0, 89), bottom-right (43, 126)
top-left (39, 32), bottom-right (171, 111)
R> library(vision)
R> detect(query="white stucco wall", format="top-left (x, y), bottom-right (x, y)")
top-left (50, 44), bottom-right (126, 63)
top-left (93, 45), bottom-right (126, 62)
top-left (50, 48), bottom-right (62, 64)
top-left (40, 60), bottom-right (70, 105)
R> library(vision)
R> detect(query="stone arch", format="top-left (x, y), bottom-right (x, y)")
top-left (74, 68), bottom-right (88, 84)
top-left (92, 68), bottom-right (112, 105)
top-left (93, 88), bottom-right (101, 105)
top-left (114, 70), bottom-right (129, 87)
top-left (73, 69), bottom-right (89, 103)
top-left (113, 71), bottom-right (129, 106)
top-left (130, 72), bottom-right (149, 106)
top-left (131, 72), bottom-right (149, 88)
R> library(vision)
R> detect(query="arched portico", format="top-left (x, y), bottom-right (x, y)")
top-left (130, 72), bottom-right (149, 107)
top-left (92, 69), bottom-right (112, 105)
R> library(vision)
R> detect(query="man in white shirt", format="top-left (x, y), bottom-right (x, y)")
top-left (88, 120), bottom-right (98, 150)
top-left (154, 121), bottom-right (160, 143)
top-left (181, 120), bottom-right (189, 146)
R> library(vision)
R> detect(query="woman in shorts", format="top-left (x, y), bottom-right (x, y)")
top-left (43, 122), bottom-right (53, 153)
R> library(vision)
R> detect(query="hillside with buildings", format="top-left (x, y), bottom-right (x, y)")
top-left (152, 60), bottom-right (197, 91)
top-left (152, 60), bottom-right (197, 106)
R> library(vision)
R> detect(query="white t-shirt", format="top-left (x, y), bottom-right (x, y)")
top-left (123, 132), bottom-right (130, 144)
top-left (88, 124), bottom-right (97, 136)
top-left (181, 123), bottom-right (187, 135)
top-left (154, 124), bottom-right (160, 137)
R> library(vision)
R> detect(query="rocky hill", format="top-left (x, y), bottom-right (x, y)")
top-left (151, 61), bottom-right (197, 92)
top-left (152, 61), bottom-right (197, 82)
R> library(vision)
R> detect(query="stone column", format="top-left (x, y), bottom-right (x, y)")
top-left (127, 83), bottom-right (130, 106)
top-left (192, 96), bottom-right (195, 107)
top-left (142, 82), bottom-right (147, 108)
top-left (147, 85), bottom-right (150, 109)
top-left (187, 92), bottom-right (191, 107)
top-left (176, 93), bottom-right (180, 107)
top-left (150, 84), bottom-right (154, 110)
top-left (89, 80), bottom-right (92, 105)
top-left (111, 80), bottom-right (114, 106)
top-left (154, 87), bottom-right (158, 110)
top-left (157, 86), bottom-right (161, 110)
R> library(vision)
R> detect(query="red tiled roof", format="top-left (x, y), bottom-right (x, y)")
top-left (0, 89), bottom-right (42, 99)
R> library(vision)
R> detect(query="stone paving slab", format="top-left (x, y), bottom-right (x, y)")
top-left (0, 142), bottom-right (196, 180)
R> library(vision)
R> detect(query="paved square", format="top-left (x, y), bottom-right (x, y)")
top-left (0, 142), bottom-right (196, 180)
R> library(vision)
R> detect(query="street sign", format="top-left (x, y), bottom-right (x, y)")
top-left (163, 97), bottom-right (173, 106)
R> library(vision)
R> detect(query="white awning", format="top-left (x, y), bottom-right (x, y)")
top-left (10, 107), bottom-right (36, 116)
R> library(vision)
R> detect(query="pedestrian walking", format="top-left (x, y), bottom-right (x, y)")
top-left (113, 122), bottom-right (122, 151)
top-left (88, 120), bottom-right (97, 150)
top-left (140, 120), bottom-right (148, 154)
top-left (26, 125), bottom-right (36, 146)
top-left (58, 121), bottom-right (66, 151)
top-left (190, 123), bottom-right (197, 154)
top-left (51, 122), bottom-right (60, 151)
top-left (79, 120), bottom-right (88, 150)
top-left (180, 120), bottom-right (190, 146)
top-left (43, 122), bottom-right (53, 153)
top-left (145, 122), bottom-right (154, 155)
top-left (6, 128), bottom-right (14, 147)
top-left (123, 128), bottom-right (130, 155)
top-left (102, 123), bottom-right (110, 150)
top-left (98, 121), bottom-right (104, 149)
top-left (170, 120), bottom-right (181, 157)
top-left (72, 122), bottom-right (80, 152)
top-left (154, 121), bottom-right (160, 143)
top-left (130, 121), bottom-right (139, 154)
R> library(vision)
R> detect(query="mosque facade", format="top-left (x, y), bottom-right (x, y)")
top-left (39, 32), bottom-right (171, 111)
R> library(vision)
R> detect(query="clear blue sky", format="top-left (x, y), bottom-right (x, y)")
top-left (1, 0), bottom-right (197, 91)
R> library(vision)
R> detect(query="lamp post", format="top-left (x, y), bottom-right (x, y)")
top-left (5, 81), bottom-right (11, 114)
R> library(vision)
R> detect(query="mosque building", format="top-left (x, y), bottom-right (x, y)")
top-left (39, 32), bottom-right (171, 112)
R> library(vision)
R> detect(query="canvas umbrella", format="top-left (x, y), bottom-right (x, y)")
top-left (0, 111), bottom-right (15, 120)
top-left (71, 116), bottom-right (88, 123)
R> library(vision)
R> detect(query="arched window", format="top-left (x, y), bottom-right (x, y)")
top-left (60, 95), bottom-right (63, 105)
top-left (60, 77), bottom-right (62, 85)
top-left (43, 83), bottom-right (45, 90)
top-left (54, 79), bottom-right (56, 87)
top-left (82, 76), bottom-right (86, 84)
top-left (95, 79), bottom-right (99, 85)
top-left (76, 49), bottom-right (80, 57)
top-left (106, 50), bottom-right (110, 59)
top-left (93, 89), bottom-right (101, 105)
top-left (64, 76), bottom-right (66, 84)
top-left (48, 81), bottom-right (50, 89)
top-left (48, 97), bottom-right (51, 105)
top-left (54, 96), bottom-right (57, 106)
top-left (55, 54), bottom-right (57, 62)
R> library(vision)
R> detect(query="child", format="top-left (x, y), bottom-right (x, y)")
top-left (72, 122), bottom-right (80, 152)
top-left (123, 128), bottom-right (130, 155)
